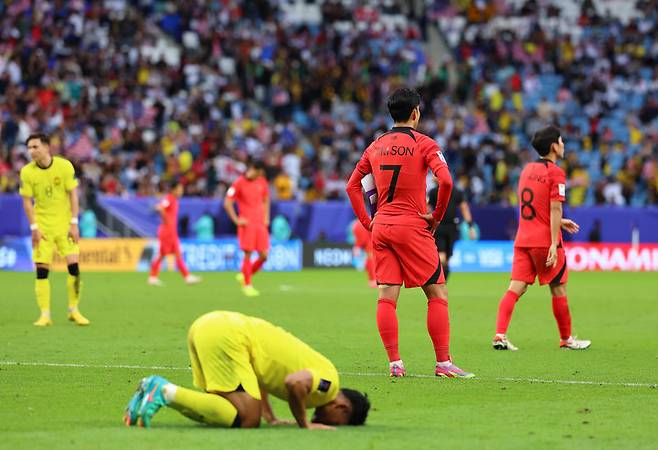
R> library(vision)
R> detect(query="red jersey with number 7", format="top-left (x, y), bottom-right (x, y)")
top-left (346, 126), bottom-right (453, 229)
top-left (514, 159), bottom-right (566, 248)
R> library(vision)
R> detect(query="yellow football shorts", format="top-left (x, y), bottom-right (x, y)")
top-left (32, 228), bottom-right (80, 265)
top-left (187, 312), bottom-right (261, 400)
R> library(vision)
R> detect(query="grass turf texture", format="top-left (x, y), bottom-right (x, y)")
top-left (1, 270), bottom-right (657, 450)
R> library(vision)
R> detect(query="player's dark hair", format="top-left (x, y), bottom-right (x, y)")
top-left (341, 388), bottom-right (370, 426)
top-left (26, 133), bottom-right (50, 146)
top-left (531, 125), bottom-right (561, 156)
top-left (387, 88), bottom-right (421, 123)
top-left (163, 178), bottom-right (182, 192)
top-left (248, 159), bottom-right (266, 171)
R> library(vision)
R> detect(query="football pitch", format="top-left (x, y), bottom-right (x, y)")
top-left (1, 269), bottom-right (657, 449)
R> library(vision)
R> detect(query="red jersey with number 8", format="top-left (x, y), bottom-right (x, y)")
top-left (514, 159), bottom-right (566, 248)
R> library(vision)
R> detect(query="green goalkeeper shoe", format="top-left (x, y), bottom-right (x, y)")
top-left (136, 375), bottom-right (170, 428)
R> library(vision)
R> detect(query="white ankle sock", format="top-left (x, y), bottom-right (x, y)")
top-left (162, 383), bottom-right (177, 403)
top-left (389, 360), bottom-right (404, 367)
top-left (437, 360), bottom-right (452, 367)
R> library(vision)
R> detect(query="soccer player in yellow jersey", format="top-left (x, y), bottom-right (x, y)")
top-left (19, 133), bottom-right (89, 327)
top-left (124, 311), bottom-right (371, 429)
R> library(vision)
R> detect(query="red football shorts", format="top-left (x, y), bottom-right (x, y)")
top-left (511, 246), bottom-right (568, 286)
top-left (372, 223), bottom-right (444, 288)
top-left (238, 224), bottom-right (270, 253)
top-left (158, 227), bottom-right (180, 255)
top-left (158, 236), bottom-right (181, 255)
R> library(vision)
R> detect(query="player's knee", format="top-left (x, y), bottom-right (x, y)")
top-left (550, 284), bottom-right (566, 297)
top-left (237, 411), bottom-right (261, 428)
top-left (36, 267), bottom-right (49, 279)
top-left (67, 263), bottom-right (80, 276)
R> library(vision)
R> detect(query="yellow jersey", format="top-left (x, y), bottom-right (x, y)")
top-left (245, 315), bottom-right (340, 407)
top-left (19, 156), bottom-right (78, 231)
top-left (191, 311), bottom-right (340, 407)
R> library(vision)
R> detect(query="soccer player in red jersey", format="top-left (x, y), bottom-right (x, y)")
top-left (346, 88), bottom-right (474, 378)
top-left (224, 160), bottom-right (270, 297)
top-left (148, 181), bottom-right (201, 286)
top-left (493, 125), bottom-right (591, 351)
top-left (351, 220), bottom-right (376, 288)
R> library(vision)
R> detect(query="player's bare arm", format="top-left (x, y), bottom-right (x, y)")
top-left (21, 195), bottom-right (46, 247)
top-left (259, 387), bottom-right (294, 426)
top-left (223, 196), bottom-right (248, 226)
top-left (546, 200), bottom-right (563, 268)
top-left (561, 218), bottom-right (580, 234)
top-left (68, 187), bottom-right (80, 243)
top-left (284, 370), bottom-right (334, 430)
top-left (460, 201), bottom-right (477, 240)
top-left (420, 164), bottom-right (453, 231)
top-left (263, 195), bottom-right (270, 227)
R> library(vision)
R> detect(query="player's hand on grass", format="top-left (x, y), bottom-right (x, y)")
top-left (236, 218), bottom-right (249, 226)
top-left (419, 212), bottom-right (438, 232)
top-left (306, 423), bottom-right (336, 430)
top-left (31, 229), bottom-right (46, 247)
top-left (546, 244), bottom-right (558, 268)
top-left (560, 219), bottom-right (580, 234)
top-left (269, 418), bottom-right (296, 426)
top-left (68, 224), bottom-right (80, 243)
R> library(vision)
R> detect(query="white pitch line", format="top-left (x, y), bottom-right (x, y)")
top-left (1, 360), bottom-right (656, 388)
top-left (341, 371), bottom-right (658, 388)
top-left (0, 360), bottom-right (190, 371)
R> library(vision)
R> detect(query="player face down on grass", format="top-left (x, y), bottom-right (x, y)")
top-left (124, 311), bottom-right (370, 429)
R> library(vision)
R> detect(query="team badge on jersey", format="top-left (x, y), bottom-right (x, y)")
top-left (54, 177), bottom-right (61, 186)
top-left (558, 183), bottom-right (565, 197)
top-left (318, 379), bottom-right (332, 393)
top-left (436, 150), bottom-right (446, 163)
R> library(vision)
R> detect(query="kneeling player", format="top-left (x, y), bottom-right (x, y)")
top-left (124, 311), bottom-right (370, 429)
top-left (493, 125), bottom-right (591, 351)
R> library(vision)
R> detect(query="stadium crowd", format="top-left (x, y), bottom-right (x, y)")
top-left (0, 0), bottom-right (657, 206)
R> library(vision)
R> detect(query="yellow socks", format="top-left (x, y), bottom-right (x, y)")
top-left (66, 274), bottom-right (82, 311)
top-left (166, 385), bottom-right (238, 427)
top-left (34, 279), bottom-right (52, 326)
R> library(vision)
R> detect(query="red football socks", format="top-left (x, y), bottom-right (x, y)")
top-left (552, 295), bottom-right (572, 340)
top-left (251, 257), bottom-right (266, 275)
top-left (427, 297), bottom-right (450, 362)
top-left (495, 290), bottom-right (520, 334)
top-left (241, 257), bottom-right (252, 285)
top-left (175, 252), bottom-right (190, 278)
top-left (150, 254), bottom-right (164, 277)
top-left (376, 299), bottom-right (400, 362)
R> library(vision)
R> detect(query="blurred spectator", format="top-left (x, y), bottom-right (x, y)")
top-left (80, 209), bottom-right (98, 238)
top-left (271, 214), bottom-right (292, 241)
top-left (588, 219), bottom-right (602, 243)
top-left (193, 212), bottom-right (215, 241)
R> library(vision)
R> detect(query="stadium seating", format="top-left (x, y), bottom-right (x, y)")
top-left (0, 0), bottom-right (656, 208)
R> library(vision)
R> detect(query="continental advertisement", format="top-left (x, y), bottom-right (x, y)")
top-left (0, 238), bottom-right (302, 272)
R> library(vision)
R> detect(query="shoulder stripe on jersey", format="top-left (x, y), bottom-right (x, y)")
top-left (378, 126), bottom-right (417, 142)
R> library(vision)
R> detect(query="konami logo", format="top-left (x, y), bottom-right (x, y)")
top-left (565, 243), bottom-right (658, 271)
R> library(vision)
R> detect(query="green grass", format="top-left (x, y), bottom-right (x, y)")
top-left (1, 270), bottom-right (657, 449)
